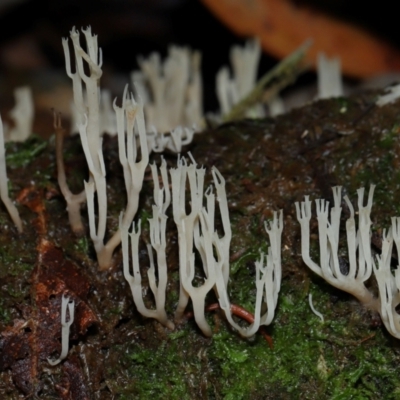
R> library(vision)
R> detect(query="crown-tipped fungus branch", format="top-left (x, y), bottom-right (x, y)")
top-left (0, 115), bottom-right (23, 232)
top-left (195, 166), bottom-right (283, 337)
top-left (183, 189), bottom-right (218, 336)
top-left (169, 157), bottom-right (282, 337)
top-left (295, 186), bottom-right (400, 339)
top-left (56, 26), bottom-right (286, 339)
top-left (372, 217), bottom-right (400, 338)
top-left (80, 90), bottom-right (149, 270)
top-left (149, 125), bottom-right (195, 154)
top-left (295, 186), bottom-right (376, 307)
top-left (120, 159), bottom-right (174, 329)
top-left (78, 114), bottom-right (107, 263)
top-left (170, 156), bottom-right (206, 322)
top-left (63, 27), bottom-right (103, 149)
top-left (215, 210), bottom-right (283, 337)
top-left (60, 27), bottom-right (103, 234)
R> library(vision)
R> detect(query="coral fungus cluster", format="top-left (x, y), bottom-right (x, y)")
top-left (2, 27), bottom-right (400, 393)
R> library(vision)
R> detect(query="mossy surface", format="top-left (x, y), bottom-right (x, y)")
top-left (2, 90), bottom-right (400, 398)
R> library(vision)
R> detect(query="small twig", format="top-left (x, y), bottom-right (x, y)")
top-left (351, 102), bottom-right (375, 127)
top-left (357, 333), bottom-right (376, 345)
top-left (186, 302), bottom-right (273, 348)
top-left (223, 40), bottom-right (312, 122)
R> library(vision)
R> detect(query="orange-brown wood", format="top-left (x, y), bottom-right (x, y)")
top-left (201, 0), bottom-right (400, 78)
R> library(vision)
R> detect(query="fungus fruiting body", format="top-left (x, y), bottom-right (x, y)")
top-left (4, 22), bottom-right (400, 397)
top-left (0, 115), bottom-right (23, 233)
top-left (47, 295), bottom-right (75, 366)
top-left (296, 186), bottom-right (400, 339)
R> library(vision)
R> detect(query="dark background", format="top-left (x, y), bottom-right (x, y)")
top-left (0, 0), bottom-right (398, 112)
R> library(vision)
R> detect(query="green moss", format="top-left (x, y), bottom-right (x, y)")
top-left (268, 281), bottom-right (400, 399)
top-left (229, 249), bottom-right (261, 312)
top-left (378, 123), bottom-right (399, 150)
top-left (106, 306), bottom-right (124, 317)
top-left (167, 271), bottom-right (181, 307)
top-left (0, 297), bottom-right (11, 324)
top-left (102, 277), bottom-right (400, 399)
top-left (0, 239), bottom-right (34, 279)
top-left (74, 235), bottom-right (89, 255)
top-left (210, 332), bottom-right (265, 399)
top-left (5, 135), bottom-right (47, 168)
top-left (336, 97), bottom-right (349, 113)
top-left (230, 250), bottom-right (259, 275)
top-left (138, 207), bottom-right (153, 227)
top-left (107, 328), bottom-right (202, 399)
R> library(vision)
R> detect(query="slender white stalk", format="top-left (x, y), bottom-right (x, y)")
top-left (100, 90), bottom-right (117, 135)
top-left (0, 115), bottom-right (22, 232)
top-left (62, 31), bottom-right (85, 132)
top-left (72, 27), bottom-right (102, 163)
top-left (212, 167), bottom-right (232, 288)
top-left (317, 53), bottom-right (343, 99)
top-left (121, 218), bottom-right (174, 329)
top-left (48, 295), bottom-right (75, 366)
top-left (170, 156), bottom-right (206, 321)
top-left (372, 218), bottom-right (400, 338)
top-left (215, 210), bottom-right (283, 337)
top-left (54, 112), bottom-right (86, 235)
top-left (120, 160), bottom-right (173, 329)
top-left (80, 88), bottom-right (149, 270)
top-left (216, 67), bottom-right (236, 116)
top-left (309, 294), bottom-right (324, 322)
top-left (78, 115), bottom-right (107, 256)
top-left (61, 26), bottom-right (104, 234)
top-left (261, 210), bottom-right (283, 326)
top-left (184, 191), bottom-right (217, 337)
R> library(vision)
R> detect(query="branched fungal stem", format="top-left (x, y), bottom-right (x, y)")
top-left (54, 111), bottom-right (86, 235)
top-left (48, 295), bottom-right (75, 366)
top-left (120, 159), bottom-right (174, 329)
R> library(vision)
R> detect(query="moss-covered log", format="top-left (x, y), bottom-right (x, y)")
top-left (2, 89), bottom-right (400, 398)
